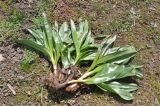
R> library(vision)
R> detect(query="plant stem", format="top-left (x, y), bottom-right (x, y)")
top-left (74, 55), bottom-right (79, 65)
top-left (53, 64), bottom-right (57, 75)
top-left (67, 70), bottom-right (97, 84)
top-left (51, 57), bottom-right (58, 75)
top-left (66, 71), bottom-right (94, 91)
top-left (67, 80), bottom-right (82, 84)
top-left (87, 52), bottom-right (100, 72)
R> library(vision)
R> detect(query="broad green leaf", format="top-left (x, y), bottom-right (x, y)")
top-left (101, 35), bottom-right (117, 56)
top-left (87, 36), bottom-right (117, 71)
top-left (70, 19), bottom-right (80, 58)
top-left (109, 82), bottom-right (138, 92)
top-left (81, 52), bottom-right (97, 60)
top-left (95, 34), bottom-right (107, 40)
top-left (87, 49), bottom-right (101, 71)
top-left (60, 42), bottom-right (75, 68)
top-left (83, 20), bottom-right (89, 36)
top-left (78, 19), bottom-right (84, 34)
top-left (61, 50), bottom-right (71, 68)
top-left (27, 29), bottom-right (44, 45)
top-left (83, 64), bottom-right (142, 84)
top-left (61, 46), bottom-right (74, 69)
top-left (82, 31), bottom-right (94, 48)
top-left (79, 45), bottom-right (98, 61)
top-left (59, 22), bottom-right (71, 43)
top-left (97, 47), bottom-right (136, 65)
top-left (17, 40), bottom-right (49, 58)
top-left (78, 50), bottom-right (96, 62)
top-left (79, 20), bottom-right (89, 47)
top-left (97, 82), bottom-right (137, 100)
top-left (27, 29), bottom-right (42, 41)
top-left (105, 46), bottom-right (136, 64)
top-left (42, 13), bottom-right (54, 54)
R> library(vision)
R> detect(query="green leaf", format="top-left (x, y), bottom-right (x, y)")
top-left (81, 52), bottom-right (97, 61)
top-left (101, 35), bottom-right (117, 56)
top-left (61, 50), bottom-right (71, 68)
top-left (28, 29), bottom-right (46, 45)
top-left (70, 19), bottom-right (80, 58)
top-left (17, 40), bottom-right (49, 58)
top-left (79, 45), bottom-right (98, 61)
top-left (110, 82), bottom-right (138, 92)
top-left (87, 47), bottom-right (102, 71)
top-left (79, 20), bottom-right (89, 46)
top-left (83, 20), bottom-right (89, 36)
top-left (97, 46), bottom-right (136, 65)
top-left (82, 31), bottom-right (94, 48)
top-left (83, 64), bottom-right (142, 84)
top-left (59, 22), bottom-right (71, 43)
top-left (87, 35), bottom-right (117, 71)
top-left (95, 34), bottom-right (107, 40)
top-left (42, 13), bottom-right (54, 53)
top-left (78, 19), bottom-right (84, 34)
top-left (97, 82), bottom-right (137, 100)
top-left (27, 29), bottom-right (42, 41)
top-left (61, 46), bottom-right (74, 69)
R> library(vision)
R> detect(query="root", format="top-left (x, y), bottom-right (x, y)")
top-left (46, 65), bottom-right (79, 91)
top-left (46, 64), bottom-right (89, 93)
top-left (65, 83), bottom-right (80, 92)
top-left (65, 72), bottom-right (92, 92)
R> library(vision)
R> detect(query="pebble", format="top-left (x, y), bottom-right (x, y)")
top-left (2, 104), bottom-right (6, 106)
top-left (27, 91), bottom-right (31, 96)
top-left (17, 76), bottom-right (24, 79)
top-left (0, 54), bottom-right (5, 62)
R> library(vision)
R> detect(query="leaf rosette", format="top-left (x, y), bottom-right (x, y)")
top-left (17, 13), bottom-right (143, 101)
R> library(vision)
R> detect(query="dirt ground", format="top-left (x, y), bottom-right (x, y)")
top-left (0, 0), bottom-right (160, 106)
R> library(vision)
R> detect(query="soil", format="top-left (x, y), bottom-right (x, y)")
top-left (0, 0), bottom-right (160, 106)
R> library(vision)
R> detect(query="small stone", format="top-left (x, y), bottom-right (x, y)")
top-left (10, 49), bottom-right (15, 53)
top-left (137, 92), bottom-right (141, 95)
top-left (130, 7), bottom-right (136, 15)
top-left (2, 104), bottom-right (6, 106)
top-left (146, 44), bottom-right (153, 48)
top-left (44, 95), bottom-right (48, 100)
top-left (17, 76), bottom-right (24, 79)
top-left (29, 0), bottom-right (34, 3)
top-left (0, 54), bottom-right (5, 62)
top-left (27, 91), bottom-right (31, 96)
top-left (149, 6), bottom-right (156, 11)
